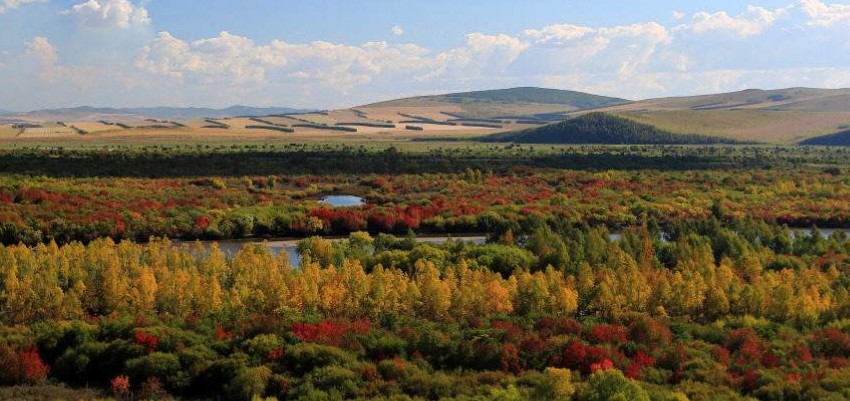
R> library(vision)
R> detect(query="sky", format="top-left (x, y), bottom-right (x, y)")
top-left (0, 0), bottom-right (849, 110)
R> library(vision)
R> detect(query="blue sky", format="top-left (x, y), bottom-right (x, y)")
top-left (1, 0), bottom-right (849, 110)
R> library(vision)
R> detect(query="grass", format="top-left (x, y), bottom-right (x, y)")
top-left (615, 110), bottom-right (850, 143)
top-left (0, 384), bottom-right (107, 401)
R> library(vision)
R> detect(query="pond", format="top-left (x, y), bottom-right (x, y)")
top-left (320, 195), bottom-right (364, 207)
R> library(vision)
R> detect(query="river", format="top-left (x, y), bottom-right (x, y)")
top-left (174, 228), bottom-right (848, 268)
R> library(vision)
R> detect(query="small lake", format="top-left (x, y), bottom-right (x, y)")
top-left (321, 195), bottom-right (364, 207)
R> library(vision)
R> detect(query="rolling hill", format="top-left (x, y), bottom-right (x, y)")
top-left (359, 87), bottom-right (630, 121)
top-left (594, 88), bottom-right (850, 143)
top-left (481, 112), bottom-right (745, 145)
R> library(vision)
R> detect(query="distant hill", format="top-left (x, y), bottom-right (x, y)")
top-left (359, 87), bottom-right (630, 121)
top-left (481, 112), bottom-right (745, 145)
top-left (437, 87), bottom-right (630, 109)
top-left (6, 105), bottom-right (314, 123)
top-left (799, 129), bottom-right (850, 146)
top-left (595, 88), bottom-right (850, 143)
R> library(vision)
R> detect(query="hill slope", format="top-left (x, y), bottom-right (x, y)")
top-left (359, 87), bottom-right (630, 121)
top-left (481, 113), bottom-right (745, 144)
top-left (437, 87), bottom-right (630, 109)
top-left (594, 88), bottom-right (850, 143)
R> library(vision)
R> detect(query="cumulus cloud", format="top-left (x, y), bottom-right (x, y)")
top-left (799, 0), bottom-right (850, 26)
top-left (0, 0), bottom-right (45, 14)
top-left (136, 29), bottom-right (530, 91)
top-left (689, 5), bottom-right (788, 36)
top-left (522, 22), bottom-right (672, 85)
top-left (391, 25), bottom-right (404, 36)
top-left (25, 36), bottom-right (57, 65)
top-left (64, 0), bottom-right (150, 28)
top-left (137, 31), bottom-right (285, 84)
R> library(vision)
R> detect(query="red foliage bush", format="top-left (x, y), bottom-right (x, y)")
top-left (0, 344), bottom-right (50, 385)
top-left (291, 320), bottom-right (371, 347)
top-left (134, 330), bottom-right (159, 353)
top-left (111, 375), bottom-right (131, 398)
top-left (499, 343), bottom-right (522, 374)
top-left (588, 324), bottom-right (629, 344)
top-left (214, 325), bottom-right (232, 342)
top-left (560, 341), bottom-right (610, 375)
top-left (590, 358), bottom-right (615, 373)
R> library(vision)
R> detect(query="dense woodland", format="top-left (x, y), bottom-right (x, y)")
top-left (1, 219), bottom-right (850, 400)
top-left (2, 145), bottom-right (850, 400)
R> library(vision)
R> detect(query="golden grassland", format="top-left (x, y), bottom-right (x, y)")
top-left (615, 110), bottom-right (850, 143)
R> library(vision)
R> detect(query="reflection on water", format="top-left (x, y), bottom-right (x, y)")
top-left (320, 195), bottom-right (364, 207)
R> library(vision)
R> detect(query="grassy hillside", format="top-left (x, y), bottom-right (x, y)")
top-left (438, 87), bottom-right (629, 109)
top-left (593, 88), bottom-right (850, 143)
top-left (482, 112), bottom-right (745, 144)
top-left (359, 87), bottom-right (630, 120)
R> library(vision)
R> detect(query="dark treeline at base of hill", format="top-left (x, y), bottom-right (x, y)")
top-left (1, 144), bottom-right (850, 177)
top-left (1, 218), bottom-right (850, 401)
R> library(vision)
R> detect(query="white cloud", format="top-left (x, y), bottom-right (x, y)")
top-left (522, 22), bottom-right (672, 84)
top-left (690, 5), bottom-right (788, 36)
top-left (137, 31), bottom-right (285, 84)
top-left (391, 25), bottom-right (404, 36)
top-left (799, 0), bottom-right (850, 26)
top-left (21, 36), bottom-right (98, 88)
top-left (64, 0), bottom-right (149, 28)
top-left (25, 36), bottom-right (57, 65)
top-left (0, 0), bottom-right (45, 14)
top-left (672, 10), bottom-right (686, 20)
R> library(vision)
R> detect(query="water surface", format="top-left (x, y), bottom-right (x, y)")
top-left (320, 195), bottom-right (364, 207)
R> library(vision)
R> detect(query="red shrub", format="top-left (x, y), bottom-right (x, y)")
top-left (590, 358), bottom-right (615, 373)
top-left (214, 325), bottom-right (232, 342)
top-left (500, 343), bottom-right (522, 374)
top-left (291, 321), bottom-right (347, 346)
top-left (561, 341), bottom-right (610, 375)
top-left (713, 345), bottom-right (730, 365)
top-left (589, 324), bottom-right (629, 344)
top-left (134, 331), bottom-right (159, 353)
top-left (0, 345), bottom-right (50, 385)
top-left (625, 351), bottom-right (655, 379)
top-left (111, 375), bottom-right (131, 398)
top-left (267, 348), bottom-right (285, 362)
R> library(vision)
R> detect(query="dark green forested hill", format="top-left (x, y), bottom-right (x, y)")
top-left (800, 129), bottom-right (850, 146)
top-left (481, 112), bottom-right (746, 145)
